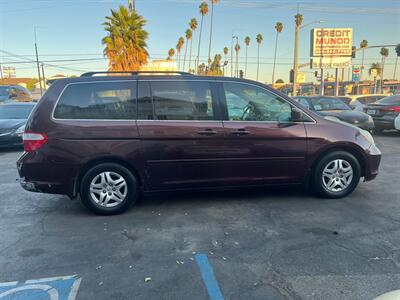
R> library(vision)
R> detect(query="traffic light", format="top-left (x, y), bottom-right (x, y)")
top-left (314, 71), bottom-right (318, 77)
top-left (239, 70), bottom-right (244, 78)
top-left (352, 46), bottom-right (356, 58)
top-left (289, 69), bottom-right (294, 83)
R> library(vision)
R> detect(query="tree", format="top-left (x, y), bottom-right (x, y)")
top-left (256, 34), bottom-right (263, 81)
top-left (360, 40), bottom-right (368, 80)
top-left (209, 54), bottom-right (223, 76)
top-left (369, 62), bottom-right (382, 94)
top-left (244, 36), bottom-right (251, 78)
top-left (275, 78), bottom-right (284, 84)
top-left (188, 18), bottom-right (198, 72)
top-left (183, 29), bottom-right (192, 71)
top-left (380, 47), bottom-right (389, 92)
top-left (102, 5), bottom-right (148, 71)
top-left (207, 0), bottom-right (220, 67)
top-left (223, 46), bottom-right (229, 76)
top-left (167, 48), bottom-right (175, 60)
top-left (26, 78), bottom-right (38, 91)
top-left (196, 2), bottom-right (209, 73)
top-left (272, 22), bottom-right (283, 84)
top-left (176, 37), bottom-right (185, 70)
top-left (394, 44), bottom-right (400, 80)
top-left (235, 43), bottom-right (241, 77)
top-left (294, 13), bottom-right (303, 27)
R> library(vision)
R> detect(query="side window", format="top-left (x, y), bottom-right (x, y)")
top-left (150, 81), bottom-right (214, 120)
top-left (296, 98), bottom-right (311, 109)
top-left (223, 82), bottom-right (292, 122)
top-left (54, 81), bottom-right (137, 120)
top-left (137, 81), bottom-right (153, 120)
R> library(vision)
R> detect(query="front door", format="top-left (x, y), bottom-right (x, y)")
top-left (219, 81), bottom-right (309, 185)
top-left (137, 80), bottom-right (226, 190)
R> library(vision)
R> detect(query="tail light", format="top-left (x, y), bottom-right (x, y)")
top-left (382, 106), bottom-right (400, 112)
top-left (23, 132), bottom-right (48, 152)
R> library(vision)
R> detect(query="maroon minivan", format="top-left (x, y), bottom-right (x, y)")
top-left (17, 72), bottom-right (381, 215)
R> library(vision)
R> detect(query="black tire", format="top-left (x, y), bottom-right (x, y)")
top-left (80, 163), bottom-right (138, 215)
top-left (312, 151), bottom-right (361, 198)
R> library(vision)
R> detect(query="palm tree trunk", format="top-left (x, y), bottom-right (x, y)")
top-left (189, 38), bottom-right (193, 72)
top-left (177, 51), bottom-right (181, 71)
top-left (183, 40), bottom-right (188, 71)
top-left (196, 15), bottom-right (204, 74)
top-left (361, 48), bottom-right (365, 81)
top-left (381, 57), bottom-right (385, 93)
top-left (272, 33), bottom-right (279, 85)
top-left (236, 50), bottom-right (239, 77)
top-left (393, 56), bottom-right (398, 80)
top-left (245, 46), bottom-right (248, 78)
top-left (208, 2), bottom-right (214, 67)
top-left (257, 44), bottom-right (260, 81)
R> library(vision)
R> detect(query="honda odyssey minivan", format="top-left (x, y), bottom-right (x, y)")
top-left (17, 71), bottom-right (381, 215)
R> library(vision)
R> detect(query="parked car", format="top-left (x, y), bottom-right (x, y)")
top-left (348, 94), bottom-right (386, 111)
top-left (0, 85), bottom-right (33, 103)
top-left (293, 96), bottom-right (374, 131)
top-left (17, 71), bottom-right (381, 215)
top-left (364, 95), bottom-right (400, 132)
top-left (0, 102), bottom-right (36, 148)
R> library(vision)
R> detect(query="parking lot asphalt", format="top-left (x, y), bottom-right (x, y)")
top-left (0, 132), bottom-right (399, 300)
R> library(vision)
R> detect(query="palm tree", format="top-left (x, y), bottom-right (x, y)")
top-left (168, 48), bottom-right (175, 60)
top-left (394, 44), bottom-right (400, 80)
top-left (183, 29), bottom-right (192, 71)
top-left (256, 34), bottom-right (263, 81)
top-left (102, 5), bottom-right (148, 71)
top-left (380, 47), bottom-right (389, 93)
top-left (272, 22), bottom-right (283, 84)
top-left (235, 43), bottom-right (241, 77)
top-left (360, 40), bottom-right (368, 80)
top-left (188, 18), bottom-right (198, 72)
top-left (223, 46), bottom-right (229, 76)
top-left (176, 37), bottom-right (184, 70)
top-left (209, 54), bottom-right (223, 76)
top-left (196, 2), bottom-right (209, 73)
top-left (244, 36), bottom-right (251, 78)
top-left (207, 0), bottom-right (220, 67)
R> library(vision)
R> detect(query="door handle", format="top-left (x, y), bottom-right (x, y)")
top-left (231, 129), bottom-right (250, 135)
top-left (197, 129), bottom-right (217, 136)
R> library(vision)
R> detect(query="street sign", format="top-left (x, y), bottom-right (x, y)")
top-left (352, 66), bottom-right (361, 82)
top-left (370, 68), bottom-right (378, 77)
top-left (310, 28), bottom-right (353, 57)
top-left (310, 57), bottom-right (351, 69)
top-left (297, 72), bottom-right (306, 83)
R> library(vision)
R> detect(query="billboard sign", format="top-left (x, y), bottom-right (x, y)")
top-left (311, 28), bottom-right (353, 57)
top-left (310, 57), bottom-right (352, 69)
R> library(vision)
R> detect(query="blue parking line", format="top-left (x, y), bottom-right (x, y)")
top-left (195, 253), bottom-right (224, 300)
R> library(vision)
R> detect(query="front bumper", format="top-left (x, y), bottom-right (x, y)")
top-left (364, 143), bottom-right (381, 181)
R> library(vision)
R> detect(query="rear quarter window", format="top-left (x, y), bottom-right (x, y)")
top-left (53, 81), bottom-right (137, 120)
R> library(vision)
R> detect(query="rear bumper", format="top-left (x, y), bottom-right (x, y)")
top-left (17, 151), bottom-right (79, 197)
top-left (364, 144), bottom-right (381, 181)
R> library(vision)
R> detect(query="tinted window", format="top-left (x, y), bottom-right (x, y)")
top-left (310, 97), bottom-right (351, 111)
top-left (294, 98), bottom-right (312, 109)
top-left (377, 95), bottom-right (400, 105)
top-left (0, 105), bottom-right (35, 119)
top-left (0, 86), bottom-right (9, 97)
top-left (224, 82), bottom-right (292, 122)
top-left (150, 81), bottom-right (214, 120)
top-left (54, 81), bottom-right (136, 120)
top-left (137, 81), bottom-right (153, 120)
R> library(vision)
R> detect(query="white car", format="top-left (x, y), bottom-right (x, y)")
top-left (349, 94), bottom-right (386, 111)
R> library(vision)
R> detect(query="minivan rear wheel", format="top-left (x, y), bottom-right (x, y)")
top-left (312, 151), bottom-right (361, 198)
top-left (80, 163), bottom-right (138, 215)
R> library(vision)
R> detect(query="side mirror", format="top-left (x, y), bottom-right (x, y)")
top-left (291, 107), bottom-right (304, 122)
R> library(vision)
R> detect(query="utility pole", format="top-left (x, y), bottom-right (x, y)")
top-left (334, 68), bottom-right (339, 96)
top-left (34, 26), bottom-right (43, 97)
top-left (292, 19), bottom-right (300, 96)
top-left (234, 36), bottom-right (239, 78)
top-left (128, 0), bottom-right (135, 11)
top-left (0, 63), bottom-right (3, 85)
top-left (41, 64), bottom-right (46, 91)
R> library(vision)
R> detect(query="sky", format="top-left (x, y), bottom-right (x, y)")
top-left (0, 0), bottom-right (400, 84)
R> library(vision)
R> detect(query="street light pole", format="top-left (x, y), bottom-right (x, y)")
top-left (292, 23), bottom-right (299, 96)
top-left (34, 26), bottom-right (43, 97)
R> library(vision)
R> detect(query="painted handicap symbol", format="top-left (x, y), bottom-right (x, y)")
top-left (0, 275), bottom-right (81, 300)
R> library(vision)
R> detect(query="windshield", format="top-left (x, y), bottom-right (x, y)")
top-left (0, 86), bottom-right (10, 97)
top-left (0, 105), bottom-right (34, 119)
top-left (310, 97), bottom-right (351, 111)
top-left (377, 95), bottom-right (400, 105)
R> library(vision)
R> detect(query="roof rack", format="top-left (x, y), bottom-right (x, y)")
top-left (80, 71), bottom-right (194, 77)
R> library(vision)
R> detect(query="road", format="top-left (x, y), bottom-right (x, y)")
top-left (0, 132), bottom-right (399, 300)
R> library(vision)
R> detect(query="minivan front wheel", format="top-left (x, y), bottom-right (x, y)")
top-left (80, 163), bottom-right (138, 215)
top-left (312, 151), bottom-right (361, 198)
